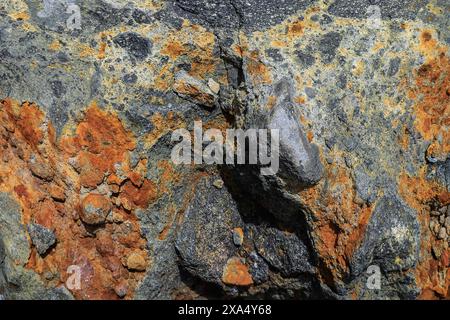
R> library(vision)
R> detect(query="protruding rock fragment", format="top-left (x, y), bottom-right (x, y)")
top-left (28, 223), bottom-right (56, 256)
top-left (266, 100), bottom-right (323, 189)
top-left (29, 158), bottom-right (54, 181)
top-left (222, 257), bottom-right (253, 286)
top-left (232, 227), bottom-right (244, 246)
top-left (114, 281), bottom-right (129, 298)
top-left (173, 71), bottom-right (217, 108)
top-left (176, 176), bottom-right (242, 285)
top-left (253, 225), bottom-right (314, 276)
top-left (208, 78), bottom-right (220, 94)
top-left (126, 252), bottom-right (147, 271)
top-left (80, 194), bottom-right (112, 225)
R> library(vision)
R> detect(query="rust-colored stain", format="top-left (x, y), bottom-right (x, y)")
top-left (0, 99), bottom-right (159, 299)
top-left (398, 168), bottom-right (449, 299)
top-left (156, 24), bottom-right (219, 88)
top-left (144, 111), bottom-right (186, 149)
top-left (395, 32), bottom-right (450, 298)
top-left (409, 31), bottom-right (450, 161)
top-left (287, 20), bottom-right (305, 37)
top-left (246, 51), bottom-right (273, 85)
top-left (161, 39), bottom-right (185, 60)
top-left (300, 161), bottom-right (374, 286)
top-left (222, 257), bottom-right (253, 286)
top-left (98, 41), bottom-right (107, 60)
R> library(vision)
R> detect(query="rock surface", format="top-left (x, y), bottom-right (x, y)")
top-left (28, 223), bottom-right (57, 256)
top-left (0, 0), bottom-right (449, 300)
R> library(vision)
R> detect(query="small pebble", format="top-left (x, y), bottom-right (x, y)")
top-left (434, 222), bottom-right (441, 235)
top-left (208, 78), bottom-right (220, 94)
top-left (438, 227), bottom-right (447, 240)
top-left (430, 220), bottom-right (437, 233)
top-left (438, 206), bottom-right (447, 214)
top-left (432, 245), bottom-right (442, 258)
top-left (114, 281), bottom-right (128, 298)
top-left (126, 252), bottom-right (147, 271)
top-left (44, 271), bottom-right (55, 280)
top-left (28, 223), bottom-right (57, 256)
top-left (213, 179), bottom-right (224, 189)
top-left (232, 227), bottom-right (244, 246)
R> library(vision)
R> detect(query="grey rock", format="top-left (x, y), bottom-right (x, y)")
top-left (327, 0), bottom-right (426, 20)
top-left (264, 80), bottom-right (324, 190)
top-left (295, 50), bottom-right (316, 67)
top-left (113, 32), bottom-right (152, 60)
top-left (175, 176), bottom-right (243, 285)
top-left (27, 223), bottom-right (56, 256)
top-left (319, 32), bottom-right (342, 64)
top-left (388, 57), bottom-right (401, 77)
top-left (438, 227), bottom-right (447, 240)
top-left (438, 206), bottom-right (447, 215)
top-left (0, 193), bottom-right (30, 266)
top-left (351, 192), bottom-right (420, 276)
top-left (247, 251), bottom-right (269, 285)
top-left (43, 286), bottom-right (75, 300)
top-left (0, 194), bottom-right (67, 300)
top-left (253, 225), bottom-right (314, 277)
top-left (170, 0), bottom-right (317, 32)
top-left (305, 87), bottom-right (317, 99)
top-left (265, 48), bottom-right (284, 62)
top-left (221, 78), bottom-right (324, 221)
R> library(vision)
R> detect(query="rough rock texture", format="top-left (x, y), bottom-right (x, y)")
top-left (28, 223), bottom-right (57, 256)
top-left (0, 0), bottom-right (449, 300)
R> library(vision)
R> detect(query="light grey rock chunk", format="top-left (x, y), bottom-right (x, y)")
top-left (351, 193), bottom-right (420, 275)
top-left (42, 286), bottom-right (75, 300)
top-left (267, 101), bottom-right (324, 189)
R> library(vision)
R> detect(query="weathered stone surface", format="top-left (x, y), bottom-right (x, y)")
top-left (175, 176), bottom-right (243, 285)
top-left (80, 194), bottom-right (112, 225)
top-left (351, 193), bottom-right (420, 275)
top-left (253, 225), bottom-right (315, 277)
top-left (0, 0), bottom-right (448, 300)
top-left (27, 223), bottom-right (56, 256)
